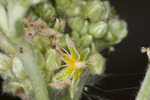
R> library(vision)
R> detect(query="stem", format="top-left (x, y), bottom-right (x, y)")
top-left (136, 64), bottom-right (150, 100)
top-left (17, 42), bottom-right (49, 100)
top-left (136, 48), bottom-right (150, 100)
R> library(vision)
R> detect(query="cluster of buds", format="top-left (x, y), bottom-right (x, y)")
top-left (0, 0), bottom-right (128, 100)
top-left (33, 0), bottom-right (127, 50)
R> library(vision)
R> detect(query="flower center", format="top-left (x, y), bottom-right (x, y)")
top-left (75, 61), bottom-right (85, 69)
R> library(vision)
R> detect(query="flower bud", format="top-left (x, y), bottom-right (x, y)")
top-left (46, 48), bottom-right (61, 71)
top-left (83, 0), bottom-right (105, 22)
top-left (26, 10), bottom-right (39, 21)
top-left (33, 49), bottom-right (46, 70)
top-left (80, 20), bottom-right (89, 35)
top-left (71, 31), bottom-right (80, 39)
top-left (56, 0), bottom-right (71, 12)
top-left (71, 31), bottom-right (82, 48)
top-left (0, 34), bottom-right (16, 55)
top-left (80, 35), bottom-right (93, 47)
top-left (0, 53), bottom-right (12, 80)
top-left (35, 2), bottom-right (56, 22)
top-left (89, 21), bottom-right (107, 38)
top-left (88, 53), bottom-right (105, 75)
top-left (68, 17), bottom-right (86, 33)
top-left (103, 1), bottom-right (111, 20)
top-left (32, 35), bottom-right (51, 53)
top-left (12, 57), bottom-right (27, 80)
top-left (0, 53), bottom-right (11, 72)
top-left (3, 81), bottom-right (24, 95)
top-left (65, 4), bottom-right (82, 17)
top-left (45, 48), bottom-right (61, 81)
top-left (104, 19), bottom-right (128, 44)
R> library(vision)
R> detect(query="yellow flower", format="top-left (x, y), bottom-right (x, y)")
top-left (53, 36), bottom-right (89, 86)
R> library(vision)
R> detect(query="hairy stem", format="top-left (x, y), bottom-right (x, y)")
top-left (16, 42), bottom-right (49, 100)
top-left (136, 48), bottom-right (150, 100)
top-left (136, 64), bottom-right (150, 100)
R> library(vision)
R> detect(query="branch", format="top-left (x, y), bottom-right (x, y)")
top-left (136, 48), bottom-right (150, 100)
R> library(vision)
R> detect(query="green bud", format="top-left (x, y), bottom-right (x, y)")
top-left (0, 53), bottom-right (13, 80)
top-left (103, 1), bottom-right (111, 20)
top-left (89, 21), bottom-right (108, 38)
top-left (26, 10), bottom-right (39, 21)
top-left (80, 20), bottom-right (89, 35)
top-left (83, 0), bottom-right (105, 22)
top-left (35, 2), bottom-right (56, 22)
top-left (45, 48), bottom-right (61, 81)
top-left (33, 49), bottom-right (46, 70)
top-left (32, 35), bottom-right (51, 53)
top-left (71, 31), bottom-right (82, 48)
top-left (56, 0), bottom-right (72, 11)
top-left (0, 72), bottom-right (13, 80)
top-left (46, 48), bottom-right (61, 71)
top-left (3, 81), bottom-right (24, 95)
top-left (0, 53), bottom-right (11, 72)
top-left (88, 53), bottom-right (105, 75)
top-left (104, 18), bottom-right (128, 44)
top-left (65, 3), bottom-right (82, 17)
top-left (12, 57), bottom-right (27, 80)
top-left (68, 17), bottom-right (86, 33)
top-left (71, 31), bottom-right (80, 39)
top-left (80, 35), bottom-right (93, 47)
top-left (0, 34), bottom-right (16, 55)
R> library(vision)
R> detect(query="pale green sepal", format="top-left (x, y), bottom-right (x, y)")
top-left (54, 67), bottom-right (73, 81)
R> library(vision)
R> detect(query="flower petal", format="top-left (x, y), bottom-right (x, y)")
top-left (55, 66), bottom-right (74, 81)
top-left (66, 35), bottom-right (79, 60)
top-left (63, 54), bottom-right (72, 64)
top-left (70, 47), bottom-right (79, 60)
